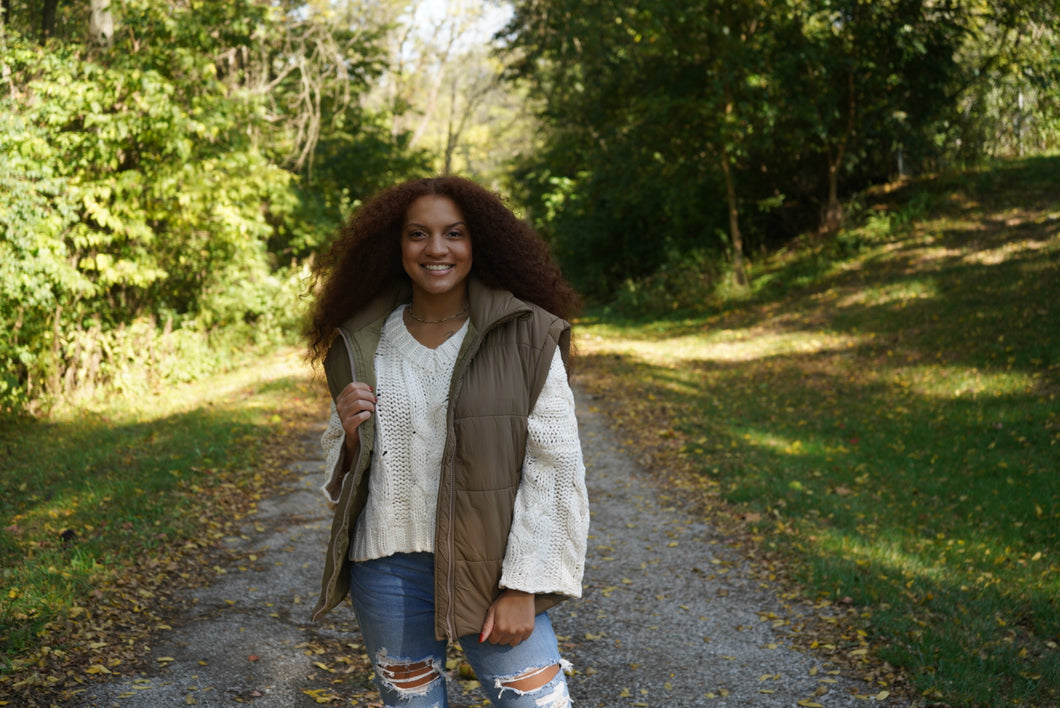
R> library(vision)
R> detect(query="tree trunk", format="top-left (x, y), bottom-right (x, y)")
top-left (1, 0), bottom-right (11, 31)
top-left (719, 154), bottom-right (748, 287)
top-left (41, 0), bottom-right (59, 42)
top-left (820, 68), bottom-right (855, 234)
top-left (89, 0), bottom-right (114, 46)
top-left (821, 157), bottom-right (843, 232)
top-left (443, 74), bottom-right (458, 174)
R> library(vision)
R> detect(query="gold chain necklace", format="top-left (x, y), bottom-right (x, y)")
top-left (407, 302), bottom-right (470, 325)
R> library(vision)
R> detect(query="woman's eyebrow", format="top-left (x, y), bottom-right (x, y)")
top-left (405, 221), bottom-right (467, 229)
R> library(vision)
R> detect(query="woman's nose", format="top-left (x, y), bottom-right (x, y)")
top-left (424, 234), bottom-right (447, 255)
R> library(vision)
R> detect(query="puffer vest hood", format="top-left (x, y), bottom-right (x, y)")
top-left (311, 278), bottom-right (572, 641)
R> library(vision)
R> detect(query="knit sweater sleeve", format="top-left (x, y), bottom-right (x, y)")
top-left (320, 400), bottom-right (347, 504)
top-left (500, 347), bottom-right (589, 597)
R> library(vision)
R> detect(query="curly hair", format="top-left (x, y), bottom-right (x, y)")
top-left (305, 176), bottom-right (581, 365)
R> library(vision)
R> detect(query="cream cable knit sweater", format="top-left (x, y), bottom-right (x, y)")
top-left (320, 306), bottom-right (588, 598)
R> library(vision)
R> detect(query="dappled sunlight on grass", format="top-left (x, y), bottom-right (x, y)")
top-left (0, 347), bottom-right (325, 673)
top-left (68, 347), bottom-right (313, 423)
top-left (814, 527), bottom-right (950, 587)
top-left (885, 364), bottom-right (1038, 399)
top-left (579, 328), bottom-right (866, 365)
top-left (962, 235), bottom-right (1056, 266)
top-left (573, 157), bottom-right (1060, 706)
top-left (834, 278), bottom-right (939, 308)
top-left (734, 428), bottom-right (851, 459)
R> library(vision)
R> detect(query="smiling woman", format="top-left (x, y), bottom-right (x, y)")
top-left (303, 176), bottom-right (587, 708)
top-left (401, 195), bottom-right (474, 342)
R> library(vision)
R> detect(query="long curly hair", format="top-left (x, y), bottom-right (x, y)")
top-left (305, 176), bottom-right (581, 365)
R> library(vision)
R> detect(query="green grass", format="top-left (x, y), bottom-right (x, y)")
top-left (0, 349), bottom-right (322, 678)
top-left (576, 155), bottom-right (1060, 706)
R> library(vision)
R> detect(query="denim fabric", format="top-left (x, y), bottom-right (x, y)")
top-left (350, 552), bottom-right (571, 707)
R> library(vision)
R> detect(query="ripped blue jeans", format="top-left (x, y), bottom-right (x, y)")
top-left (350, 552), bottom-right (572, 708)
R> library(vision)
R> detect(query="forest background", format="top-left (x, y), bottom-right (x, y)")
top-left (1, 0), bottom-right (1057, 414)
top-left (1, 0), bottom-right (1059, 705)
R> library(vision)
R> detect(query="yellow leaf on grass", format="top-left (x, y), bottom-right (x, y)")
top-left (85, 664), bottom-right (112, 675)
top-left (797, 701), bottom-right (824, 707)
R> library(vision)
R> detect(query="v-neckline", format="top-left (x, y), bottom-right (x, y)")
top-left (386, 306), bottom-right (468, 364)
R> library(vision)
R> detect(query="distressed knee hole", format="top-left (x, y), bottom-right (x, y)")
top-left (374, 650), bottom-right (443, 696)
top-left (494, 660), bottom-right (572, 706)
top-left (500, 663), bottom-right (561, 692)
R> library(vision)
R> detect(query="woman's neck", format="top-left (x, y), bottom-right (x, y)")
top-left (408, 289), bottom-right (469, 324)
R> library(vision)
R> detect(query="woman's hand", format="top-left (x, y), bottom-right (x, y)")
top-left (336, 382), bottom-right (376, 456)
top-left (479, 590), bottom-right (535, 647)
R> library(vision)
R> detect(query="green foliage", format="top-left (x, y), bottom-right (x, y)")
top-left (502, 0), bottom-right (1060, 303)
top-left (0, 1), bottom-right (428, 414)
top-left (947, 3), bottom-right (1060, 159)
top-left (1, 22), bottom-right (291, 410)
top-left (604, 248), bottom-right (723, 320)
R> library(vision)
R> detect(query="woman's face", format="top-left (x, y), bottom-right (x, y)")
top-left (401, 195), bottom-right (473, 302)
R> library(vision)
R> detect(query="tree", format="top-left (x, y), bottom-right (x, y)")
top-left (89, 0), bottom-right (113, 46)
top-left (945, 1), bottom-right (1060, 158)
top-left (500, 0), bottom-right (1059, 303)
top-left (41, 0), bottom-right (59, 40)
top-left (355, 0), bottom-right (528, 181)
top-left (501, 0), bottom-right (784, 293)
top-left (0, 0), bottom-right (426, 412)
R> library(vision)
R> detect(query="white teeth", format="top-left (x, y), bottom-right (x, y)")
top-left (424, 265), bottom-right (452, 271)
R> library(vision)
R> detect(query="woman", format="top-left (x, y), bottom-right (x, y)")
top-left (305, 176), bottom-right (589, 708)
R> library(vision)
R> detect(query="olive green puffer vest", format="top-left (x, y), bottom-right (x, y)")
top-left (310, 278), bottom-right (572, 641)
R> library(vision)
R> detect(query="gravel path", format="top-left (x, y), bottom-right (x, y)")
top-left (79, 392), bottom-right (910, 707)
top-left (543, 393), bottom-right (909, 708)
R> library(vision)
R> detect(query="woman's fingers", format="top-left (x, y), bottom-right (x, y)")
top-left (336, 382), bottom-right (376, 438)
top-left (480, 591), bottom-right (535, 647)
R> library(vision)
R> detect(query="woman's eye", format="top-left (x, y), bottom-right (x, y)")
top-left (447, 230), bottom-right (463, 239)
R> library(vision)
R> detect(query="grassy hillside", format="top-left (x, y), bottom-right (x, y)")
top-left (575, 155), bottom-right (1060, 707)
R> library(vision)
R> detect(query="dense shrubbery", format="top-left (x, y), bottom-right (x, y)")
top-left (0, 0), bottom-right (429, 414)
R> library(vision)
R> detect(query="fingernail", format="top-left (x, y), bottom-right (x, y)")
top-left (479, 632), bottom-right (486, 643)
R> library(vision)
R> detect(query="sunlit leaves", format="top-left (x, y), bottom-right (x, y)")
top-left (0, 1), bottom-right (426, 413)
